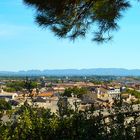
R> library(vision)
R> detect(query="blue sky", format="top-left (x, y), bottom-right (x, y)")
top-left (0, 0), bottom-right (140, 71)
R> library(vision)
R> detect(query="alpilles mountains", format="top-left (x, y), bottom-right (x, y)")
top-left (1, 68), bottom-right (140, 76)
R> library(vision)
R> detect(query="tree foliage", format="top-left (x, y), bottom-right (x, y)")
top-left (125, 89), bottom-right (140, 99)
top-left (62, 87), bottom-right (88, 98)
top-left (0, 99), bottom-right (12, 111)
top-left (3, 80), bottom-right (37, 93)
top-left (1, 103), bottom-right (140, 140)
top-left (24, 78), bottom-right (38, 94)
top-left (22, 0), bottom-right (138, 42)
top-left (4, 81), bottom-right (25, 92)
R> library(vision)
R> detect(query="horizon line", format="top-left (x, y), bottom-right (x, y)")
top-left (1, 68), bottom-right (140, 72)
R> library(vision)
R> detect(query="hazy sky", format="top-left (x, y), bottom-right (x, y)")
top-left (0, 0), bottom-right (140, 71)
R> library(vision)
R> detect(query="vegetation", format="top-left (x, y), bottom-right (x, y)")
top-left (3, 80), bottom-right (37, 93)
top-left (1, 102), bottom-right (140, 140)
top-left (24, 78), bottom-right (38, 94)
top-left (0, 99), bottom-right (12, 111)
top-left (62, 87), bottom-right (88, 98)
top-left (3, 81), bottom-right (25, 92)
top-left (23, 0), bottom-right (139, 42)
top-left (125, 89), bottom-right (140, 99)
top-left (1, 76), bottom-right (140, 139)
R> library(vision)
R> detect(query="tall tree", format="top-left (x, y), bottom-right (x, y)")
top-left (23, 0), bottom-right (137, 42)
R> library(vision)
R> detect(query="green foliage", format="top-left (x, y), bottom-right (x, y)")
top-left (3, 87), bottom-right (16, 92)
top-left (4, 81), bottom-right (25, 92)
top-left (62, 87), bottom-right (88, 98)
top-left (0, 99), bottom-right (12, 111)
top-left (23, 0), bottom-right (134, 42)
top-left (1, 103), bottom-right (140, 140)
top-left (24, 78), bottom-right (38, 94)
top-left (4, 80), bottom-right (38, 93)
top-left (57, 97), bottom-right (74, 118)
top-left (92, 80), bottom-right (103, 85)
top-left (125, 89), bottom-right (140, 99)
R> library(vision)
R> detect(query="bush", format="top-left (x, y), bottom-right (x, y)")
top-left (0, 99), bottom-right (12, 111)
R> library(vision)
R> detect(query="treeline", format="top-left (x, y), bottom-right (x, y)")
top-left (62, 87), bottom-right (88, 98)
top-left (3, 81), bottom-right (37, 92)
top-left (1, 102), bottom-right (140, 140)
top-left (125, 89), bottom-right (140, 99)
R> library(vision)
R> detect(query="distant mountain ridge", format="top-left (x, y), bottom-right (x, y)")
top-left (1, 68), bottom-right (140, 76)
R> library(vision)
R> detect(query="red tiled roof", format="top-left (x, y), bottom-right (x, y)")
top-left (37, 92), bottom-right (53, 97)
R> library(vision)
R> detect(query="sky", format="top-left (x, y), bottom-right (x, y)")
top-left (0, 0), bottom-right (140, 71)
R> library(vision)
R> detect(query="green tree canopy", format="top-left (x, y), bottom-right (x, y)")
top-left (23, 0), bottom-right (138, 42)
top-left (62, 87), bottom-right (88, 98)
top-left (3, 80), bottom-right (38, 93)
top-left (0, 99), bottom-right (12, 111)
top-left (1, 103), bottom-right (140, 139)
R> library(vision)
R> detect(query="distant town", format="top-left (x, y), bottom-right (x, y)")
top-left (1, 75), bottom-right (140, 139)
top-left (1, 75), bottom-right (140, 114)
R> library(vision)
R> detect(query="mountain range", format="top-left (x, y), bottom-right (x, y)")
top-left (1, 68), bottom-right (140, 76)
